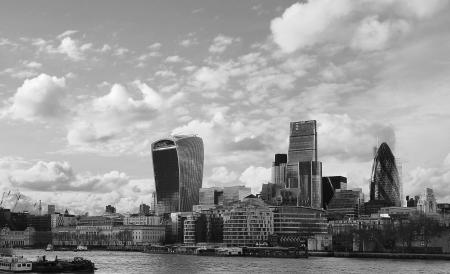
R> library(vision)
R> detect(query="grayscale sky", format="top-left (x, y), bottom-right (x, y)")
top-left (1, 0), bottom-right (450, 214)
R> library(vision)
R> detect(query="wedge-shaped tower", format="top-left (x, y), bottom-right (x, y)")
top-left (152, 135), bottom-right (204, 214)
top-left (369, 142), bottom-right (401, 207)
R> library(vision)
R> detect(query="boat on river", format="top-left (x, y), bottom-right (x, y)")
top-left (32, 255), bottom-right (95, 273)
top-left (0, 255), bottom-right (32, 273)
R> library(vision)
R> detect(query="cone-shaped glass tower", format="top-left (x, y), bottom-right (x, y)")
top-left (369, 142), bottom-right (401, 207)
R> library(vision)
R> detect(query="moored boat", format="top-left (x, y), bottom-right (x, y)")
top-left (0, 255), bottom-right (32, 273)
top-left (32, 256), bottom-right (95, 273)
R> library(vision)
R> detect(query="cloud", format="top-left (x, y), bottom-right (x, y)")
top-left (2, 74), bottom-right (66, 121)
top-left (57, 37), bottom-right (92, 61)
top-left (205, 166), bottom-right (239, 188)
top-left (270, 0), bottom-right (353, 52)
top-left (165, 55), bottom-right (183, 63)
top-left (209, 35), bottom-right (239, 53)
top-left (317, 113), bottom-right (396, 161)
top-left (270, 0), bottom-right (447, 53)
top-left (193, 66), bottom-right (230, 90)
top-left (0, 157), bottom-right (154, 214)
top-left (57, 30), bottom-right (79, 39)
top-left (67, 81), bottom-right (164, 147)
top-left (351, 16), bottom-right (410, 51)
top-left (239, 166), bottom-right (271, 193)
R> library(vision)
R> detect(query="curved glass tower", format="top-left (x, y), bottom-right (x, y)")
top-left (152, 135), bottom-right (204, 214)
top-left (370, 142), bottom-right (401, 207)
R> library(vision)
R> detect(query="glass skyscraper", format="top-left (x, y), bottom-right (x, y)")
top-left (271, 153), bottom-right (287, 187)
top-left (286, 120), bottom-right (322, 209)
top-left (370, 142), bottom-right (401, 207)
top-left (152, 135), bottom-right (204, 214)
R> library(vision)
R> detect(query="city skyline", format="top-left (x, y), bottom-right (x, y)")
top-left (1, 0), bottom-right (450, 214)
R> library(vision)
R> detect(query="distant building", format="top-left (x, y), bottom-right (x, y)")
top-left (417, 188), bottom-right (437, 214)
top-left (50, 213), bottom-right (76, 228)
top-left (222, 186), bottom-right (252, 206)
top-left (271, 154), bottom-right (287, 187)
top-left (152, 135), bottom-right (204, 214)
top-left (327, 189), bottom-right (364, 219)
top-left (105, 205), bottom-right (116, 214)
top-left (322, 176), bottom-right (347, 209)
top-left (124, 215), bottom-right (161, 226)
top-left (406, 195), bottom-right (420, 207)
top-left (199, 187), bottom-right (223, 206)
top-left (0, 227), bottom-right (35, 247)
top-left (260, 183), bottom-right (282, 206)
top-left (223, 197), bottom-right (273, 247)
top-left (370, 142), bottom-right (401, 207)
top-left (47, 205), bottom-right (56, 215)
top-left (139, 203), bottom-right (151, 216)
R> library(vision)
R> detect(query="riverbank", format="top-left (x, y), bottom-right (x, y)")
top-left (309, 251), bottom-right (450, 260)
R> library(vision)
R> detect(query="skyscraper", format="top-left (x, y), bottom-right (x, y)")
top-left (271, 154), bottom-right (287, 187)
top-left (152, 135), bottom-right (204, 214)
top-left (369, 142), bottom-right (401, 207)
top-left (286, 120), bottom-right (322, 209)
top-left (287, 120), bottom-right (318, 188)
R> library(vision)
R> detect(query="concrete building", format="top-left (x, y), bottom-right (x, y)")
top-left (139, 203), bottom-right (151, 216)
top-left (270, 206), bottom-right (328, 237)
top-left (417, 188), bottom-right (437, 214)
top-left (222, 186), bottom-right (252, 206)
top-left (199, 187), bottom-right (223, 206)
top-left (223, 198), bottom-right (273, 247)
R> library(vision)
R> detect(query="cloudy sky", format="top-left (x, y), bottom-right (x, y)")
top-left (1, 0), bottom-right (450, 214)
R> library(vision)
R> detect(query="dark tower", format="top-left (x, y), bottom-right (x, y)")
top-left (369, 142), bottom-right (401, 207)
top-left (152, 135), bottom-right (204, 214)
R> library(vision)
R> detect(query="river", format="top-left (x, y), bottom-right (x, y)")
top-left (14, 249), bottom-right (450, 273)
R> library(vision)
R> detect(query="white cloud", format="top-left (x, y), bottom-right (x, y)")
top-left (351, 16), bottom-right (410, 51)
top-left (239, 166), bottom-right (271, 193)
top-left (270, 0), bottom-right (353, 52)
top-left (67, 81), bottom-right (164, 147)
top-left (0, 158), bottom-right (153, 214)
top-left (209, 35), bottom-right (239, 53)
top-left (57, 30), bottom-right (78, 39)
top-left (165, 55), bottom-right (183, 63)
top-left (57, 37), bottom-right (91, 61)
top-left (193, 66), bottom-right (230, 90)
top-left (23, 61), bottom-right (42, 69)
top-left (3, 74), bottom-right (66, 121)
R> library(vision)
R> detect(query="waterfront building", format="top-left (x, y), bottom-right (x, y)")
top-left (77, 215), bottom-right (124, 227)
top-left (152, 135), bottom-right (204, 214)
top-left (270, 206), bottom-right (328, 245)
top-left (124, 215), bottom-right (161, 226)
top-left (417, 188), bottom-right (437, 214)
top-left (47, 205), bottom-right (56, 215)
top-left (139, 203), bottom-right (151, 216)
top-left (223, 197), bottom-right (273, 247)
top-left (271, 154), bottom-right (287, 187)
top-left (183, 213), bottom-right (207, 245)
top-left (169, 212), bottom-right (192, 243)
top-left (0, 227), bottom-right (35, 247)
top-left (370, 142), bottom-right (401, 207)
top-left (327, 189), bottom-right (364, 219)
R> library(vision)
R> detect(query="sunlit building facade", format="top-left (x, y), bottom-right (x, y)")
top-left (152, 135), bottom-right (204, 214)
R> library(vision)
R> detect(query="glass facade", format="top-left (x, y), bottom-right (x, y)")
top-left (152, 135), bottom-right (204, 214)
top-left (322, 176), bottom-right (348, 209)
top-left (370, 142), bottom-right (401, 207)
top-left (271, 154), bottom-right (287, 187)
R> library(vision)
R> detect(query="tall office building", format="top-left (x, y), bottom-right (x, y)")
top-left (286, 120), bottom-right (322, 209)
top-left (152, 135), bottom-right (204, 214)
top-left (47, 205), bottom-right (56, 215)
top-left (271, 154), bottom-right (287, 187)
top-left (369, 142), bottom-right (401, 207)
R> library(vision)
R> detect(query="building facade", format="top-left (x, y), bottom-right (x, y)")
top-left (152, 135), bottom-right (204, 214)
top-left (271, 154), bottom-right (287, 187)
top-left (370, 142), bottom-right (401, 207)
top-left (327, 189), bottom-right (364, 219)
top-left (223, 198), bottom-right (273, 247)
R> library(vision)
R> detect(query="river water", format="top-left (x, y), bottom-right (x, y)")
top-left (14, 249), bottom-right (450, 273)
